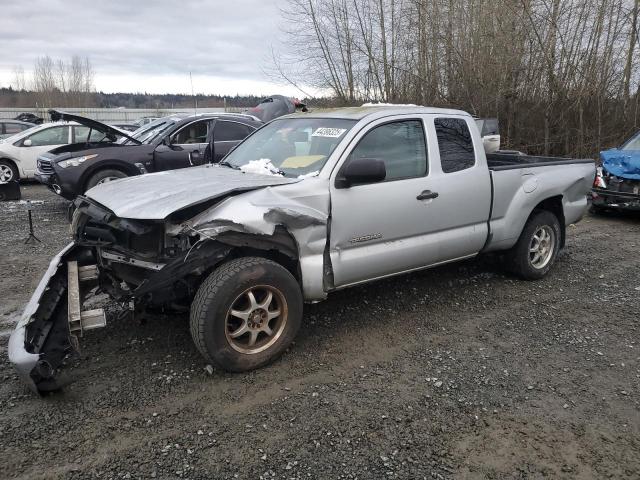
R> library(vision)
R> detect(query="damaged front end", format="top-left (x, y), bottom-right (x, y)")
top-left (9, 197), bottom-right (233, 394)
top-left (72, 197), bottom-right (233, 307)
top-left (592, 166), bottom-right (640, 211)
top-left (9, 172), bottom-right (330, 394)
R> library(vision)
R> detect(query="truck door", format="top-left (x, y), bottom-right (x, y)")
top-left (328, 115), bottom-right (491, 288)
top-left (154, 119), bottom-right (211, 170)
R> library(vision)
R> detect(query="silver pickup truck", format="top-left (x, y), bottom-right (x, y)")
top-left (9, 106), bottom-right (595, 393)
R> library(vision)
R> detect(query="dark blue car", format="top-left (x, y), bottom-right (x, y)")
top-left (591, 131), bottom-right (640, 212)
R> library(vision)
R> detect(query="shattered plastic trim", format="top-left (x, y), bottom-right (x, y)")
top-left (8, 243), bottom-right (75, 392)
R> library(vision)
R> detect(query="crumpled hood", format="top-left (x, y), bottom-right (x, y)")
top-left (85, 164), bottom-right (298, 219)
top-left (600, 149), bottom-right (640, 180)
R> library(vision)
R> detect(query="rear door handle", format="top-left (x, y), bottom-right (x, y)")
top-left (416, 190), bottom-right (439, 200)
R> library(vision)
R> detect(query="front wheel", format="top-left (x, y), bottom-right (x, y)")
top-left (190, 257), bottom-right (303, 372)
top-left (506, 210), bottom-right (561, 280)
top-left (84, 168), bottom-right (127, 192)
top-left (0, 160), bottom-right (18, 183)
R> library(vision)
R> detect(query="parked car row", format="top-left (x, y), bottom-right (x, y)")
top-left (0, 96), bottom-right (308, 193)
top-left (35, 111), bottom-right (262, 199)
top-left (0, 121), bottom-right (131, 183)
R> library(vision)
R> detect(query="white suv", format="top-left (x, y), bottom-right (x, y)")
top-left (0, 122), bottom-right (88, 182)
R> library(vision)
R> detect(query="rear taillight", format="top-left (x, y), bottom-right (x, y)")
top-left (593, 167), bottom-right (607, 189)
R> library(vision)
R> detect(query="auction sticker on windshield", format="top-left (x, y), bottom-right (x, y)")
top-left (312, 127), bottom-right (347, 138)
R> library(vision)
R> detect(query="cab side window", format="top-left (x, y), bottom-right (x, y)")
top-left (434, 118), bottom-right (475, 173)
top-left (25, 126), bottom-right (69, 146)
top-left (172, 120), bottom-right (209, 144)
top-left (349, 120), bottom-right (427, 181)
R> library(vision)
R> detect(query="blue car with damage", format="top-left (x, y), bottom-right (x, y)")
top-left (592, 131), bottom-right (640, 212)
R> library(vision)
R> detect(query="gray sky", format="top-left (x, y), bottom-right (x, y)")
top-left (0, 0), bottom-right (310, 96)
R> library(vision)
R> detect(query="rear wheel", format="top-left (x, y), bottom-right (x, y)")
top-left (84, 168), bottom-right (127, 192)
top-left (506, 210), bottom-right (561, 280)
top-left (0, 160), bottom-right (18, 183)
top-left (190, 257), bottom-right (303, 372)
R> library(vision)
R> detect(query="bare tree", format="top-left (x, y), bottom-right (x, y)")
top-left (278, 0), bottom-right (640, 156)
top-left (12, 66), bottom-right (27, 91)
top-left (26, 55), bottom-right (96, 108)
top-left (623, 0), bottom-right (639, 100)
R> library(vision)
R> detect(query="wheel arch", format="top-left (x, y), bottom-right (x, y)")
top-left (80, 160), bottom-right (140, 192)
top-left (215, 228), bottom-right (301, 283)
top-left (529, 195), bottom-right (565, 248)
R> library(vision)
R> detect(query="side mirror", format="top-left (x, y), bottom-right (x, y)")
top-left (22, 139), bottom-right (32, 147)
top-left (337, 157), bottom-right (386, 188)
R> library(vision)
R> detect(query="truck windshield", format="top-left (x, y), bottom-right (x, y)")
top-left (621, 131), bottom-right (640, 151)
top-left (222, 118), bottom-right (357, 177)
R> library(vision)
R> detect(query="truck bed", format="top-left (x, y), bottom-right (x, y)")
top-left (487, 152), bottom-right (594, 171)
top-left (485, 154), bottom-right (595, 253)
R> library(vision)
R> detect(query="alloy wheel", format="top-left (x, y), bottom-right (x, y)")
top-left (225, 285), bottom-right (288, 354)
top-left (0, 164), bottom-right (14, 182)
top-left (529, 225), bottom-right (556, 269)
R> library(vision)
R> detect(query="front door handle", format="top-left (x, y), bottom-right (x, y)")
top-left (417, 190), bottom-right (439, 200)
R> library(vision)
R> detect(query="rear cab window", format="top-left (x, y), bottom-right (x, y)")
top-left (434, 118), bottom-right (475, 173)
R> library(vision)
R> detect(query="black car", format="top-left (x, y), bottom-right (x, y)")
top-left (14, 112), bottom-right (43, 125)
top-left (35, 110), bottom-right (263, 199)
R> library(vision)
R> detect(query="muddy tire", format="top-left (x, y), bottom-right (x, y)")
top-left (84, 168), bottom-right (127, 192)
top-left (506, 210), bottom-right (561, 280)
top-left (190, 257), bottom-right (303, 372)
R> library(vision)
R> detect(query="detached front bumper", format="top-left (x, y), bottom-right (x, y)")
top-left (8, 243), bottom-right (105, 394)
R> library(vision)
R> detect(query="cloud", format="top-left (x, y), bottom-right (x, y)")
top-left (0, 0), bottom-right (315, 96)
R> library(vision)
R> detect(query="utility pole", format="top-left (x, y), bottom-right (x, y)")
top-left (189, 71), bottom-right (197, 114)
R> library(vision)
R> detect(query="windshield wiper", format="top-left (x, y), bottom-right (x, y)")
top-left (218, 160), bottom-right (241, 170)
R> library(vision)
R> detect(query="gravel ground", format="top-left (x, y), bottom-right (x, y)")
top-left (1, 185), bottom-right (639, 480)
